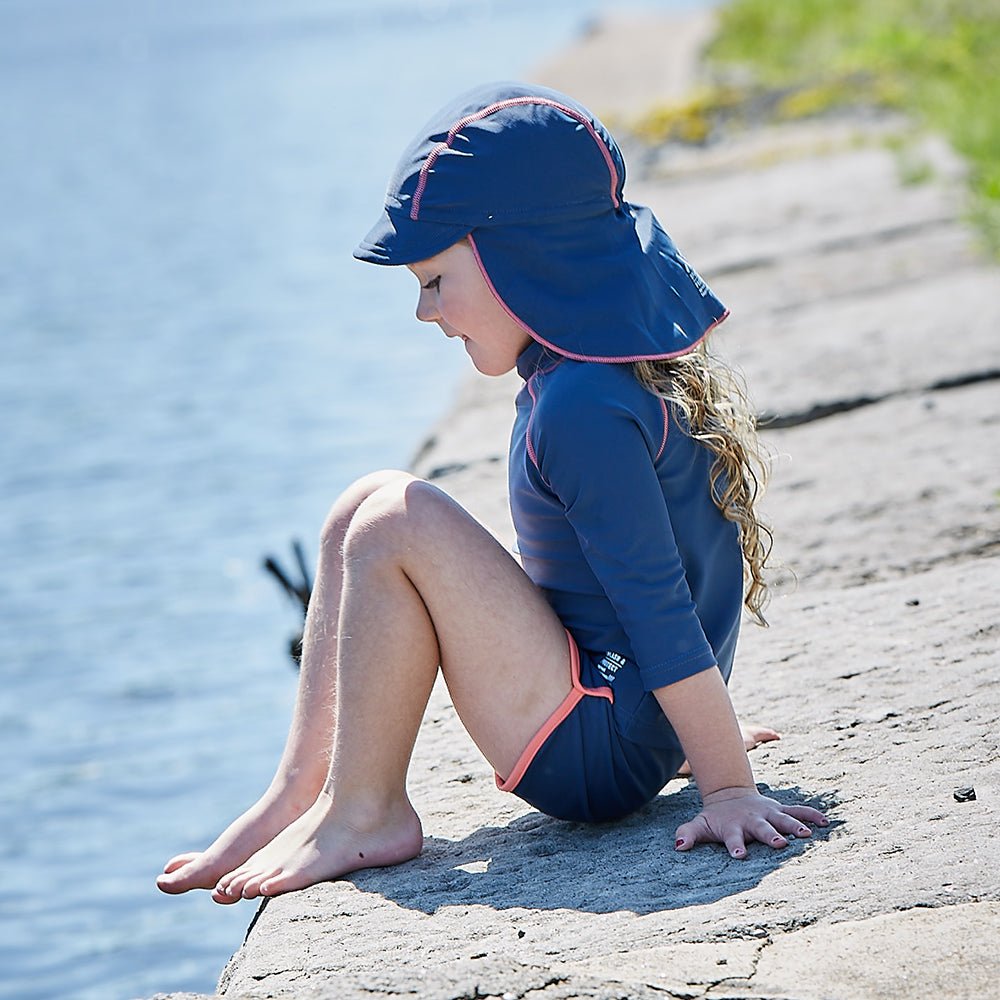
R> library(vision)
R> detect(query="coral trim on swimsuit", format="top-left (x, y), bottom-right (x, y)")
top-left (496, 630), bottom-right (613, 794)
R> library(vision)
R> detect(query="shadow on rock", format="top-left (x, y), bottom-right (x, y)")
top-left (345, 782), bottom-right (837, 916)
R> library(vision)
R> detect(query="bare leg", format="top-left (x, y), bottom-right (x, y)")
top-left (157, 470), bottom-right (412, 895)
top-left (214, 476), bottom-right (573, 902)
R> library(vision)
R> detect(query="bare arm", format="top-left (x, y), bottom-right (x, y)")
top-left (654, 668), bottom-right (828, 858)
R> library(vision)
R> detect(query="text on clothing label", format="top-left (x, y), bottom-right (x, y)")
top-left (597, 650), bottom-right (627, 683)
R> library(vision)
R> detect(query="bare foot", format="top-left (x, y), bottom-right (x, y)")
top-left (212, 790), bottom-right (423, 903)
top-left (156, 787), bottom-right (318, 895)
top-left (676, 723), bottom-right (781, 779)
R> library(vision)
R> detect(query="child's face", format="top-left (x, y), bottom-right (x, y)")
top-left (407, 240), bottom-right (532, 377)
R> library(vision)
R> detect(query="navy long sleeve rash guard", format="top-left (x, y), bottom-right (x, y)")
top-left (510, 341), bottom-right (744, 695)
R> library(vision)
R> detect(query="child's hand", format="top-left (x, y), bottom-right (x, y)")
top-left (674, 787), bottom-right (828, 859)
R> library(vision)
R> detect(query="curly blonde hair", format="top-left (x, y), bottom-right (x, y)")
top-left (633, 344), bottom-right (772, 626)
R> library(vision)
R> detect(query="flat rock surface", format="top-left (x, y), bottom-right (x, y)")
top-left (155, 10), bottom-right (1000, 1000)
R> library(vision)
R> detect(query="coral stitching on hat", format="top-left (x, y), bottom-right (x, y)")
top-left (410, 96), bottom-right (621, 222)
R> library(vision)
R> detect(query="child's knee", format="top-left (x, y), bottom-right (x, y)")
top-left (320, 470), bottom-right (412, 548)
top-left (341, 477), bottom-right (447, 557)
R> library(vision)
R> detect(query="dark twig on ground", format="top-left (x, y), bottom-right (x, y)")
top-left (262, 539), bottom-right (314, 668)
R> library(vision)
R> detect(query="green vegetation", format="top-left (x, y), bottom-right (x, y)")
top-left (708, 0), bottom-right (1000, 255)
top-left (632, 88), bottom-right (742, 145)
top-left (631, 71), bottom-right (903, 153)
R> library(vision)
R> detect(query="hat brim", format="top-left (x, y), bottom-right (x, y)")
top-left (468, 203), bottom-right (728, 362)
top-left (354, 207), bottom-right (472, 266)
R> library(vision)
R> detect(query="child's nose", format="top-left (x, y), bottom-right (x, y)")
top-left (415, 289), bottom-right (440, 323)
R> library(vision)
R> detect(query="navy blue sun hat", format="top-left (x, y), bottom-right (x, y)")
top-left (354, 82), bottom-right (727, 362)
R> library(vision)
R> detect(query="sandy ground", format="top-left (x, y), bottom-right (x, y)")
top-left (150, 9), bottom-right (1000, 1000)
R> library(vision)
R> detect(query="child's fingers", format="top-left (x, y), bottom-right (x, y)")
top-left (674, 815), bottom-right (710, 851)
top-left (767, 810), bottom-right (817, 839)
top-left (723, 829), bottom-right (749, 859)
top-left (781, 804), bottom-right (829, 827)
top-left (675, 815), bottom-right (747, 857)
top-left (675, 798), bottom-right (829, 859)
top-left (747, 817), bottom-right (789, 849)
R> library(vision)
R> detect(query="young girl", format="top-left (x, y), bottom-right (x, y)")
top-left (157, 82), bottom-right (827, 904)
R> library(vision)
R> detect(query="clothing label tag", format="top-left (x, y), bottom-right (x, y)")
top-left (597, 650), bottom-right (627, 683)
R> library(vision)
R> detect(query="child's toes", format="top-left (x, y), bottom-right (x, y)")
top-left (744, 724), bottom-right (780, 748)
top-left (259, 869), bottom-right (304, 898)
top-left (225, 872), bottom-right (255, 898)
top-left (162, 852), bottom-right (200, 874)
top-left (241, 869), bottom-right (279, 899)
top-left (213, 872), bottom-right (245, 902)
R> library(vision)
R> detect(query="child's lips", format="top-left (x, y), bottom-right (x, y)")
top-left (440, 323), bottom-right (467, 343)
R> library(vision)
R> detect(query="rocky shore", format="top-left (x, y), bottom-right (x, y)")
top-left (150, 8), bottom-right (1000, 999)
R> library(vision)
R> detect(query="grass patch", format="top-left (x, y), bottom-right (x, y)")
top-left (632, 87), bottom-right (743, 145)
top-left (707, 0), bottom-right (1000, 257)
top-left (631, 73), bottom-right (899, 147)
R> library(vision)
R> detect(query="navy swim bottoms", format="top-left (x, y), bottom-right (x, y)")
top-left (495, 632), bottom-right (686, 823)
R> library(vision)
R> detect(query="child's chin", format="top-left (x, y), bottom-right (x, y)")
top-left (473, 360), bottom-right (514, 377)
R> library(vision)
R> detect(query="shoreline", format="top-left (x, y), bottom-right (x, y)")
top-left (150, 6), bottom-right (1000, 998)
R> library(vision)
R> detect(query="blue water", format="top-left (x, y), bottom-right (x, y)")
top-left (0, 2), bottom-right (704, 997)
